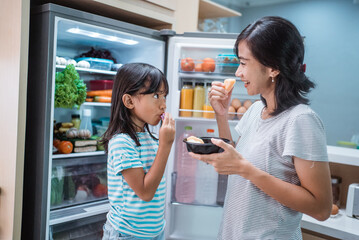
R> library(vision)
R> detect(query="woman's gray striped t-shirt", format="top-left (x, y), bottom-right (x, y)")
top-left (218, 101), bottom-right (328, 240)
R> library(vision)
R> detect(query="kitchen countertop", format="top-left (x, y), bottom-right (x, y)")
top-left (301, 209), bottom-right (359, 239)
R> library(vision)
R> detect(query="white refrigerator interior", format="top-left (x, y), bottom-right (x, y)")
top-left (164, 35), bottom-right (259, 240)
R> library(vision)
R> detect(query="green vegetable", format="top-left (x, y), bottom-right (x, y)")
top-left (50, 167), bottom-right (64, 206)
top-left (55, 64), bottom-right (87, 109)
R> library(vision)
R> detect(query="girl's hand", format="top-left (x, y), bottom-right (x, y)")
top-left (189, 138), bottom-right (251, 176)
top-left (159, 112), bottom-right (175, 146)
top-left (209, 81), bottom-right (232, 117)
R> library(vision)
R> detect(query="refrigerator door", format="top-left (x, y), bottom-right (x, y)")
top-left (165, 33), bottom-right (260, 240)
top-left (24, 4), bottom-right (167, 240)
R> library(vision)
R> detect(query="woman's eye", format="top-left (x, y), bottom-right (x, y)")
top-left (240, 61), bottom-right (245, 65)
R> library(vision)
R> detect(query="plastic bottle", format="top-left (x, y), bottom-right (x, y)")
top-left (192, 82), bottom-right (205, 118)
top-left (195, 129), bottom-right (219, 205)
top-left (175, 126), bottom-right (197, 203)
top-left (79, 108), bottom-right (93, 136)
top-left (203, 82), bottom-right (215, 119)
top-left (180, 82), bottom-right (194, 117)
top-left (71, 114), bottom-right (81, 129)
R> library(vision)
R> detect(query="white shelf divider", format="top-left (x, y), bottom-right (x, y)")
top-left (52, 151), bottom-right (105, 159)
top-left (56, 65), bottom-right (116, 75)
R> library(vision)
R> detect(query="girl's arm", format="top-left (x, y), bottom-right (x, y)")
top-left (122, 113), bottom-right (175, 202)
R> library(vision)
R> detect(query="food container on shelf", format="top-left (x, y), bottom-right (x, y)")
top-left (217, 54), bottom-right (239, 74)
top-left (89, 80), bottom-right (114, 91)
top-left (74, 57), bottom-right (113, 70)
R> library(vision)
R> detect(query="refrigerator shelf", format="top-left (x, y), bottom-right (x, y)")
top-left (179, 72), bottom-right (241, 80)
top-left (52, 151), bottom-right (105, 159)
top-left (49, 199), bottom-right (109, 225)
top-left (83, 102), bottom-right (111, 107)
top-left (56, 65), bottom-right (116, 75)
top-left (175, 116), bottom-right (239, 125)
top-left (171, 201), bottom-right (222, 208)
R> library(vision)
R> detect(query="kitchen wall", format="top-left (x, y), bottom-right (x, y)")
top-left (214, 0), bottom-right (359, 145)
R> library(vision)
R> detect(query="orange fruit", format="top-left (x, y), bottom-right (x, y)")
top-left (58, 141), bottom-right (73, 154)
top-left (224, 78), bottom-right (236, 91)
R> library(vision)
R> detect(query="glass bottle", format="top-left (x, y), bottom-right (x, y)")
top-left (79, 108), bottom-right (93, 136)
top-left (71, 114), bottom-right (81, 129)
top-left (331, 176), bottom-right (342, 206)
top-left (179, 82), bottom-right (194, 117)
top-left (203, 82), bottom-right (215, 119)
top-left (175, 126), bottom-right (197, 203)
top-left (195, 129), bottom-right (219, 205)
top-left (192, 82), bottom-right (205, 118)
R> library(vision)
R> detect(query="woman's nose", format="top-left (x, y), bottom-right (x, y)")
top-left (235, 65), bottom-right (242, 78)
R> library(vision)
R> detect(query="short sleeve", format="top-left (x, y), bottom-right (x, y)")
top-left (283, 112), bottom-right (328, 162)
top-left (109, 135), bottom-right (143, 175)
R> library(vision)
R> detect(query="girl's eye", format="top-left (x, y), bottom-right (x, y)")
top-left (154, 94), bottom-right (159, 99)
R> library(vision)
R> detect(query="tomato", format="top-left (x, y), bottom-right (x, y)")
top-left (202, 58), bottom-right (216, 72)
top-left (180, 57), bottom-right (195, 71)
top-left (93, 184), bottom-right (107, 197)
top-left (58, 141), bottom-right (73, 154)
top-left (194, 63), bottom-right (203, 72)
top-left (53, 139), bottom-right (61, 148)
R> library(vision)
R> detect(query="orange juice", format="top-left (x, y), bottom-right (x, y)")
top-left (193, 82), bottom-right (205, 118)
top-left (203, 105), bottom-right (215, 118)
top-left (180, 82), bottom-right (194, 117)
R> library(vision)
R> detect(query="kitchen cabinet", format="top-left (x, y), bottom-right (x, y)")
top-left (301, 146), bottom-right (359, 240)
top-left (40, 0), bottom-right (241, 32)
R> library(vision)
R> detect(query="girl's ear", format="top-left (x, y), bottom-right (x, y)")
top-left (122, 94), bottom-right (134, 109)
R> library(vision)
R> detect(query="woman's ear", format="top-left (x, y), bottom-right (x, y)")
top-left (122, 94), bottom-right (134, 109)
top-left (270, 68), bottom-right (280, 78)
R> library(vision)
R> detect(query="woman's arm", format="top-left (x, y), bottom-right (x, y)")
top-left (190, 139), bottom-right (332, 221)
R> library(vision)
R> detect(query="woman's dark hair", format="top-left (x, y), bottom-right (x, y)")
top-left (235, 16), bottom-right (315, 116)
top-left (101, 63), bottom-right (168, 152)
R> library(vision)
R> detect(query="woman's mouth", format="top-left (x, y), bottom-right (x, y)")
top-left (243, 80), bottom-right (250, 88)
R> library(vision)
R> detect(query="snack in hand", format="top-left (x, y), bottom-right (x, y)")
top-left (187, 136), bottom-right (204, 144)
top-left (223, 78), bottom-right (236, 91)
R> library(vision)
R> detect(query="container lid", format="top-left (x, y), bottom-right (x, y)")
top-left (207, 129), bottom-right (214, 133)
top-left (83, 108), bottom-right (92, 117)
top-left (195, 82), bottom-right (204, 86)
top-left (331, 176), bottom-right (342, 184)
top-left (72, 114), bottom-right (80, 118)
top-left (183, 82), bottom-right (193, 86)
top-left (184, 126), bottom-right (192, 130)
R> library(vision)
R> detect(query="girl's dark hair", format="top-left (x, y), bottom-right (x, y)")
top-left (101, 63), bottom-right (168, 152)
top-left (235, 16), bottom-right (315, 116)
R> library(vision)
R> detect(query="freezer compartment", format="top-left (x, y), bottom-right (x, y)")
top-left (51, 156), bottom-right (107, 209)
top-left (50, 212), bottom-right (106, 240)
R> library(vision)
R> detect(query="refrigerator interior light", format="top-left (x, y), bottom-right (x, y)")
top-left (67, 28), bottom-right (138, 45)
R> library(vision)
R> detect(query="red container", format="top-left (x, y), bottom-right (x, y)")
top-left (89, 80), bottom-right (114, 91)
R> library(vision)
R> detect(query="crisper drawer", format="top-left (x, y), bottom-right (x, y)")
top-left (51, 155), bottom-right (108, 209)
top-left (50, 213), bottom-right (106, 240)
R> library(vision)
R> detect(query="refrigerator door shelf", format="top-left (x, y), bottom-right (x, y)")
top-left (52, 151), bottom-right (105, 159)
top-left (179, 72), bottom-right (241, 80)
top-left (49, 200), bottom-right (109, 226)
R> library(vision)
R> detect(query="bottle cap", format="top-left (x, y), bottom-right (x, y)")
top-left (185, 126), bottom-right (192, 130)
top-left (206, 82), bottom-right (211, 87)
top-left (183, 82), bottom-right (193, 86)
top-left (72, 114), bottom-right (80, 118)
top-left (331, 176), bottom-right (342, 184)
top-left (195, 82), bottom-right (204, 86)
top-left (207, 129), bottom-right (214, 133)
top-left (83, 109), bottom-right (92, 117)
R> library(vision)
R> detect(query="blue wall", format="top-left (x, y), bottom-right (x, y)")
top-left (220, 0), bottom-right (359, 145)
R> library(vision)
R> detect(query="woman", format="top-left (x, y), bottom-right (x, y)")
top-left (189, 16), bottom-right (332, 239)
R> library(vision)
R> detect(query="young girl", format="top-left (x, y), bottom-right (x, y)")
top-left (101, 63), bottom-right (175, 240)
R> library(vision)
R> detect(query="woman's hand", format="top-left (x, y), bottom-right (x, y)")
top-left (159, 112), bottom-right (175, 146)
top-left (209, 81), bottom-right (232, 117)
top-left (189, 138), bottom-right (252, 176)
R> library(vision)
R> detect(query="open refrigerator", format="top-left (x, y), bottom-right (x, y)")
top-left (23, 3), bottom-right (257, 240)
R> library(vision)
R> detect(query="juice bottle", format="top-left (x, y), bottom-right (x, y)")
top-left (203, 82), bottom-right (215, 119)
top-left (192, 82), bottom-right (205, 118)
top-left (179, 82), bottom-right (194, 117)
top-left (175, 126), bottom-right (197, 203)
top-left (195, 129), bottom-right (219, 205)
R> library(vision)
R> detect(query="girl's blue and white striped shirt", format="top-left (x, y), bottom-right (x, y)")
top-left (107, 132), bottom-right (166, 239)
